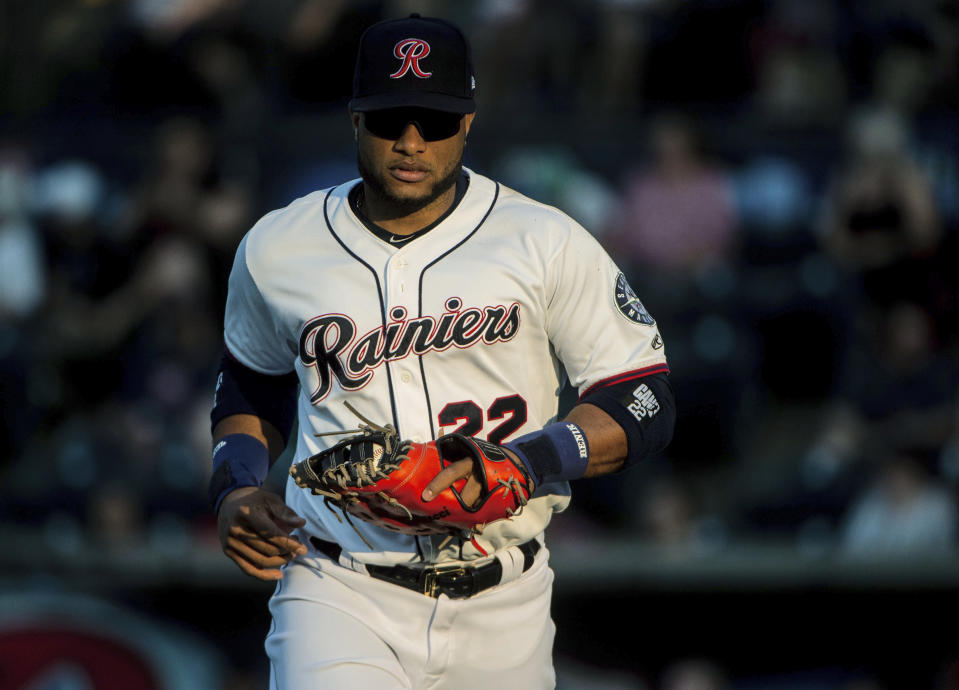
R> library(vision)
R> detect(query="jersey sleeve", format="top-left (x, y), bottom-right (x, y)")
top-left (223, 233), bottom-right (297, 375)
top-left (544, 220), bottom-right (667, 395)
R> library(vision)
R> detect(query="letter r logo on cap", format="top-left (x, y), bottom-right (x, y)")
top-left (390, 38), bottom-right (432, 79)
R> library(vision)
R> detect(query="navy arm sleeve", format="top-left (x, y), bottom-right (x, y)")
top-left (577, 372), bottom-right (675, 469)
top-left (210, 349), bottom-right (299, 443)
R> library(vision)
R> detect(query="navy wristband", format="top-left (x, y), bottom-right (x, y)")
top-left (505, 422), bottom-right (590, 486)
top-left (209, 433), bottom-right (270, 514)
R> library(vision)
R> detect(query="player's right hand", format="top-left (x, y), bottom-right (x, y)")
top-left (217, 487), bottom-right (307, 581)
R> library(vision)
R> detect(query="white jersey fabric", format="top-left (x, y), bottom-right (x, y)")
top-left (224, 168), bottom-right (667, 566)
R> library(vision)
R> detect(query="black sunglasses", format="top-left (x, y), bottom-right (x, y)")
top-left (363, 108), bottom-right (462, 142)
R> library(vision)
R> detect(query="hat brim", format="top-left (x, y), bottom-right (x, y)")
top-left (349, 91), bottom-right (475, 114)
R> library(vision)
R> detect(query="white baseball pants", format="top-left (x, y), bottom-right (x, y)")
top-left (265, 547), bottom-right (556, 689)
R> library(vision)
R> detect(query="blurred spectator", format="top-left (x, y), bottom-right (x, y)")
top-left (818, 107), bottom-right (943, 310)
top-left (609, 111), bottom-right (738, 276)
top-left (872, 36), bottom-right (937, 117)
top-left (576, 1), bottom-right (653, 115)
top-left (187, 31), bottom-right (270, 143)
top-left (915, 130), bottom-right (959, 232)
top-left (849, 1), bottom-right (959, 115)
top-left (840, 450), bottom-right (958, 557)
top-left (128, 117), bottom-right (217, 238)
top-left (749, 0), bottom-right (847, 127)
top-left (635, 474), bottom-right (725, 555)
top-left (640, 475), bottom-right (697, 547)
top-left (87, 481), bottom-right (145, 551)
top-left (734, 156), bottom-right (813, 236)
top-left (125, 116), bottom-right (251, 318)
top-left (0, 153), bottom-right (45, 320)
top-left (828, 301), bottom-right (957, 461)
top-left (493, 146), bottom-right (618, 234)
top-left (16, 1), bottom-right (120, 117)
top-left (820, 107), bottom-right (939, 265)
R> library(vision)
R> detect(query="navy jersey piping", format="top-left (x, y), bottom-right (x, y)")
top-left (322, 186), bottom-right (400, 432)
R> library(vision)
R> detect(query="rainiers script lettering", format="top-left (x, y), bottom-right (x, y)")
top-left (299, 298), bottom-right (521, 403)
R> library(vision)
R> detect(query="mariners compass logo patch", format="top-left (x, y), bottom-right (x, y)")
top-left (614, 272), bottom-right (655, 325)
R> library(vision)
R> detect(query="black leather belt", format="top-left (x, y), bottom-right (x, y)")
top-left (310, 536), bottom-right (540, 599)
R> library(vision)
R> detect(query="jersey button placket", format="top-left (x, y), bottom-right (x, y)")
top-left (387, 251), bottom-right (428, 444)
top-left (391, 253), bottom-right (408, 295)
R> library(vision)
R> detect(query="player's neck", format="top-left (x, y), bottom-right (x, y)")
top-left (360, 184), bottom-right (458, 236)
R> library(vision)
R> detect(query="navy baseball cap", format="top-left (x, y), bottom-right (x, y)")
top-left (350, 14), bottom-right (476, 114)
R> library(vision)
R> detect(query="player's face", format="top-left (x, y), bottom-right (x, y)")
top-left (352, 108), bottom-right (475, 215)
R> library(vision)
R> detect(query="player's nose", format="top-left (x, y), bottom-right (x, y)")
top-left (393, 122), bottom-right (427, 154)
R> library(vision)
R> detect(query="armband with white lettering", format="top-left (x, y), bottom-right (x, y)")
top-left (578, 372), bottom-right (675, 469)
top-left (504, 422), bottom-right (590, 486)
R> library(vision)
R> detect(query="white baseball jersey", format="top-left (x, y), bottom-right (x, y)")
top-left (224, 167), bottom-right (667, 566)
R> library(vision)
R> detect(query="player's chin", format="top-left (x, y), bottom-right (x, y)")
top-left (384, 181), bottom-right (439, 207)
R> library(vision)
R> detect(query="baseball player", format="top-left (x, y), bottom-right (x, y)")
top-left (210, 14), bottom-right (674, 690)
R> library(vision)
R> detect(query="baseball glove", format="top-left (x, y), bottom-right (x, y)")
top-left (289, 403), bottom-right (535, 539)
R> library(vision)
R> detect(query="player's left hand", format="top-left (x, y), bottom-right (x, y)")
top-left (421, 455), bottom-right (503, 507)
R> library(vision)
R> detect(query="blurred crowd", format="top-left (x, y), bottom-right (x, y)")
top-left (2, 0), bottom-right (959, 569)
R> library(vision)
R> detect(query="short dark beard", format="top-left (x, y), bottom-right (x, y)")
top-left (356, 149), bottom-right (463, 218)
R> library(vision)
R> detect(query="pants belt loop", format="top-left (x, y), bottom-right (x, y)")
top-left (343, 553), bottom-right (369, 575)
top-left (495, 543), bottom-right (527, 584)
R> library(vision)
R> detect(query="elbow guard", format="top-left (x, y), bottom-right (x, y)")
top-left (578, 372), bottom-right (675, 469)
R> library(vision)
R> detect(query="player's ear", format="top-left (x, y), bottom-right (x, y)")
top-left (462, 113), bottom-right (475, 138)
top-left (350, 111), bottom-right (361, 140)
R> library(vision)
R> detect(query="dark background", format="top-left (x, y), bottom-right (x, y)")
top-left (1, 0), bottom-right (959, 688)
